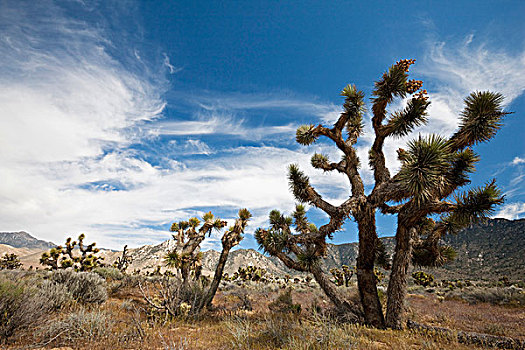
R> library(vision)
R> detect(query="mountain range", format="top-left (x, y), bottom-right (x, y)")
top-left (1, 218), bottom-right (523, 280)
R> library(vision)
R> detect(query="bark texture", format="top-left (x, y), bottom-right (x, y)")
top-left (199, 246), bottom-right (230, 311)
top-left (386, 223), bottom-right (416, 329)
top-left (356, 206), bottom-right (385, 328)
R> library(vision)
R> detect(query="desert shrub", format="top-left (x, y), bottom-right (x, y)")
top-left (230, 290), bottom-right (253, 311)
top-left (39, 279), bottom-right (73, 310)
top-left (257, 314), bottom-right (302, 348)
top-left (412, 271), bottom-right (434, 287)
top-left (39, 309), bottom-right (113, 346)
top-left (107, 274), bottom-right (144, 296)
top-left (0, 276), bottom-right (52, 343)
top-left (140, 276), bottom-right (207, 320)
top-left (93, 266), bottom-right (124, 281)
top-left (49, 269), bottom-right (107, 304)
top-left (445, 285), bottom-right (525, 305)
top-left (268, 288), bottom-right (301, 314)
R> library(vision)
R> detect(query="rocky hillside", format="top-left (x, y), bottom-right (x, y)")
top-left (439, 218), bottom-right (525, 280)
top-left (3, 218), bottom-right (523, 280)
top-left (0, 231), bottom-right (55, 250)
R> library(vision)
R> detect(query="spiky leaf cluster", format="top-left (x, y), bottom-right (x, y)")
top-left (257, 205), bottom-right (322, 271)
top-left (222, 208), bottom-right (252, 249)
top-left (397, 135), bottom-right (451, 204)
top-left (296, 124), bottom-right (319, 145)
top-left (384, 96), bottom-right (430, 138)
top-left (288, 164), bottom-right (311, 203)
top-left (374, 239), bottom-right (391, 270)
top-left (372, 60), bottom-right (414, 103)
top-left (412, 244), bottom-right (456, 267)
top-left (443, 180), bottom-right (504, 233)
top-left (311, 153), bottom-right (330, 170)
top-left (450, 91), bottom-right (509, 150)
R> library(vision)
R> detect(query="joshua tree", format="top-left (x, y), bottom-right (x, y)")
top-left (0, 253), bottom-right (22, 270)
top-left (256, 205), bottom-right (363, 321)
top-left (40, 234), bottom-right (103, 271)
top-left (257, 59), bottom-right (507, 328)
top-left (198, 208), bottom-right (252, 311)
top-left (147, 209), bottom-right (252, 316)
top-left (165, 211), bottom-right (228, 286)
top-left (113, 245), bottom-right (132, 273)
top-left (330, 265), bottom-right (354, 287)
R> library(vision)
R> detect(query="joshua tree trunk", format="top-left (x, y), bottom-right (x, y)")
top-left (356, 206), bottom-right (385, 328)
top-left (310, 264), bottom-right (361, 320)
top-left (386, 222), bottom-right (415, 329)
top-left (199, 246), bottom-right (231, 312)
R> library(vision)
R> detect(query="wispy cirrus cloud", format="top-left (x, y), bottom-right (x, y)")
top-left (1, 0), bottom-right (524, 252)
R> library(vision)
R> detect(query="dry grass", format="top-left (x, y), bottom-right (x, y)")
top-left (407, 293), bottom-right (525, 340)
top-left (2, 274), bottom-right (524, 349)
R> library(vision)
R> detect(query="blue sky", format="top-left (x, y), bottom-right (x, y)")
top-left (1, 0), bottom-right (524, 250)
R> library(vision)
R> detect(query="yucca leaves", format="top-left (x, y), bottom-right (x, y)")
top-left (296, 247), bottom-right (320, 269)
top-left (443, 180), bottom-right (504, 233)
top-left (445, 148), bottom-right (480, 187)
top-left (412, 244), bottom-right (457, 267)
top-left (450, 91), bottom-right (509, 150)
top-left (164, 251), bottom-right (182, 268)
top-left (188, 217), bottom-right (201, 228)
top-left (202, 211), bottom-right (214, 222)
top-left (255, 228), bottom-right (289, 255)
top-left (341, 84), bottom-right (366, 117)
top-left (311, 153), bottom-right (330, 170)
top-left (375, 239), bottom-right (391, 270)
top-left (384, 97), bottom-right (429, 138)
top-left (288, 164), bottom-right (311, 203)
top-left (296, 124), bottom-right (319, 145)
top-left (372, 62), bottom-right (411, 103)
top-left (397, 134), bottom-right (452, 204)
top-left (238, 208), bottom-right (252, 221)
top-left (292, 204), bottom-right (310, 233)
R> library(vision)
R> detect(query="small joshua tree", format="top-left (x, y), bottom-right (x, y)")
top-left (113, 245), bottom-right (132, 273)
top-left (40, 234), bottom-right (103, 271)
top-left (236, 266), bottom-right (267, 282)
top-left (412, 271), bottom-right (434, 287)
top-left (0, 253), bottom-right (22, 270)
top-left (330, 265), bottom-right (354, 287)
top-left (256, 205), bottom-right (363, 321)
top-left (144, 209), bottom-right (252, 316)
top-left (257, 59), bottom-right (507, 328)
top-left (165, 211), bottom-right (228, 286)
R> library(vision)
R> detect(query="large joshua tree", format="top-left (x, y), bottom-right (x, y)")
top-left (256, 59), bottom-right (507, 329)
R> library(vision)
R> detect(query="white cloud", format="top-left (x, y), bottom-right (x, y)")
top-left (2, 4), bottom-right (524, 254)
top-left (152, 114), bottom-right (297, 139)
top-left (512, 157), bottom-right (525, 165)
top-left (495, 202), bottom-right (525, 220)
top-left (0, 1), bottom-right (165, 247)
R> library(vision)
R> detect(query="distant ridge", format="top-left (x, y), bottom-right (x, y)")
top-left (4, 219), bottom-right (524, 281)
top-left (0, 231), bottom-right (55, 250)
top-left (102, 218), bottom-right (524, 281)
